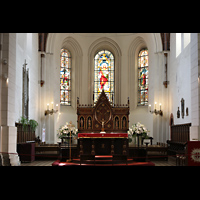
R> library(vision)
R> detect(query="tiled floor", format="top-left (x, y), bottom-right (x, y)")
top-left (152, 157), bottom-right (176, 166)
top-left (20, 157), bottom-right (176, 166)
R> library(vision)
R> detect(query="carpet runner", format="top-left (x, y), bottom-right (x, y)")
top-left (52, 155), bottom-right (155, 166)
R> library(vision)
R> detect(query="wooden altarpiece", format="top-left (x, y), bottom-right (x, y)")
top-left (77, 90), bottom-right (129, 133)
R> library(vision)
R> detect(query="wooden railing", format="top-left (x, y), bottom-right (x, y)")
top-left (167, 123), bottom-right (191, 155)
top-left (170, 123), bottom-right (191, 142)
top-left (15, 123), bottom-right (35, 144)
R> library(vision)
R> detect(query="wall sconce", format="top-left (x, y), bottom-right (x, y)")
top-left (149, 102), bottom-right (163, 116)
top-left (44, 102), bottom-right (58, 116)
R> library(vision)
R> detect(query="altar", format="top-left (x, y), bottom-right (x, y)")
top-left (78, 133), bottom-right (128, 155)
top-left (77, 90), bottom-right (129, 157)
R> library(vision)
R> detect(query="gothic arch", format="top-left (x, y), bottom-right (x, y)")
top-left (46, 34), bottom-right (83, 108)
top-left (61, 37), bottom-right (83, 108)
top-left (127, 34), bottom-right (163, 110)
top-left (88, 37), bottom-right (122, 104)
top-left (128, 36), bottom-right (147, 110)
top-left (62, 36), bottom-right (83, 57)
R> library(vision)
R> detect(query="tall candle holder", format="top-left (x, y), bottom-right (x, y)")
top-left (44, 102), bottom-right (58, 116)
top-left (149, 102), bottom-right (163, 116)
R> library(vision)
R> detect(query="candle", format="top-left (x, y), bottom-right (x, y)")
top-left (51, 102), bottom-right (54, 110)
top-left (47, 103), bottom-right (49, 110)
top-left (159, 103), bottom-right (161, 110)
top-left (155, 102), bottom-right (157, 110)
top-left (149, 104), bottom-right (151, 112)
top-left (56, 104), bottom-right (58, 111)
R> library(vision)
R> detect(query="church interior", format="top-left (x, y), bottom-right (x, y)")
top-left (1, 33), bottom-right (200, 166)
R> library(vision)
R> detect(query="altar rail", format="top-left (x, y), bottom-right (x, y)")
top-left (15, 123), bottom-right (35, 144)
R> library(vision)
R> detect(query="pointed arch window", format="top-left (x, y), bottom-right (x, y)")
top-left (94, 50), bottom-right (114, 104)
top-left (138, 48), bottom-right (148, 106)
top-left (60, 48), bottom-right (71, 105)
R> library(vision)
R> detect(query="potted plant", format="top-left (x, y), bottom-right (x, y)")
top-left (29, 119), bottom-right (39, 132)
top-left (18, 116), bottom-right (38, 132)
top-left (16, 116), bottom-right (39, 143)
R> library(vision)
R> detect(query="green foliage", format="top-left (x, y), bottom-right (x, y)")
top-left (29, 119), bottom-right (39, 132)
top-left (19, 116), bottom-right (29, 131)
top-left (19, 116), bottom-right (38, 132)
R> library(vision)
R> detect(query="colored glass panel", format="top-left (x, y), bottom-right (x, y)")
top-left (94, 50), bottom-right (114, 104)
top-left (60, 49), bottom-right (71, 105)
top-left (138, 49), bottom-right (148, 106)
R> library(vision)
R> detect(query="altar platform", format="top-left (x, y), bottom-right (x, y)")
top-left (52, 155), bottom-right (155, 166)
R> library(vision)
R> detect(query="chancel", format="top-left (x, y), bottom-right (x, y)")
top-left (1, 33), bottom-right (200, 166)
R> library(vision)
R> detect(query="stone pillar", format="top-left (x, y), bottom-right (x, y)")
top-left (0, 33), bottom-right (20, 165)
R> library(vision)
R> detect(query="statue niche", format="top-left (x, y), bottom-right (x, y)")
top-left (87, 116), bottom-right (92, 129)
top-left (122, 116), bottom-right (127, 129)
top-left (79, 116), bottom-right (85, 130)
top-left (114, 116), bottom-right (119, 129)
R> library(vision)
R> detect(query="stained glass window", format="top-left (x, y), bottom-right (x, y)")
top-left (138, 49), bottom-right (148, 106)
top-left (60, 49), bottom-right (71, 105)
top-left (94, 50), bottom-right (114, 104)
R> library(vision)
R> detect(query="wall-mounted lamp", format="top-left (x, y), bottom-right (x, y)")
top-left (44, 102), bottom-right (58, 116)
top-left (149, 102), bottom-right (163, 116)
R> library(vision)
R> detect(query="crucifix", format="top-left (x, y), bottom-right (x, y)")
top-left (23, 59), bottom-right (28, 69)
top-left (163, 53), bottom-right (169, 88)
top-left (100, 118), bottom-right (106, 133)
top-left (22, 59), bottom-right (29, 119)
top-left (66, 121), bottom-right (74, 162)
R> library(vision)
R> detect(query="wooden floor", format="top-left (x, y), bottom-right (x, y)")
top-left (20, 157), bottom-right (176, 166)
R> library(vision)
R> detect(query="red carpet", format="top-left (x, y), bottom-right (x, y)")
top-left (52, 158), bottom-right (155, 166)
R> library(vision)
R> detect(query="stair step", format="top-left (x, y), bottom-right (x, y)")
top-left (95, 155), bottom-right (113, 160)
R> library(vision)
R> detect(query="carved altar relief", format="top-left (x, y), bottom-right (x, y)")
top-left (77, 90), bottom-right (129, 133)
top-left (95, 102), bottom-right (112, 125)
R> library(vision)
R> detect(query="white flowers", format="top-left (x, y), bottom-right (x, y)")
top-left (128, 122), bottom-right (148, 136)
top-left (57, 121), bottom-right (78, 139)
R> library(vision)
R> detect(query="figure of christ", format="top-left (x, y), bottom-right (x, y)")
top-left (99, 63), bottom-right (109, 90)
top-left (102, 121), bottom-right (104, 129)
top-left (100, 118), bottom-right (106, 133)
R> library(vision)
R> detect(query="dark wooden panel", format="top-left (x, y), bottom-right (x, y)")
top-left (15, 123), bottom-right (36, 144)
top-left (167, 123), bottom-right (191, 155)
top-left (171, 123), bottom-right (191, 143)
top-left (77, 90), bottom-right (129, 133)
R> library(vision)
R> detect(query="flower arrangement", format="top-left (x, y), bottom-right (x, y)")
top-left (57, 121), bottom-right (78, 139)
top-left (128, 122), bottom-right (149, 142)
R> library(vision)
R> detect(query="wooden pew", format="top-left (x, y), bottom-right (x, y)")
top-left (167, 123), bottom-right (191, 156)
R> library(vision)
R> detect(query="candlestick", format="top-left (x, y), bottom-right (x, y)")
top-left (45, 102), bottom-right (58, 116)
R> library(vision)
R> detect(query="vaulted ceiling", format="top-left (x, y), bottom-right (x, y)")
top-left (38, 33), bottom-right (170, 52)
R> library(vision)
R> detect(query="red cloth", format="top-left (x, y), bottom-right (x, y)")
top-left (52, 160), bottom-right (155, 166)
top-left (78, 133), bottom-right (128, 138)
top-left (187, 141), bottom-right (200, 166)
